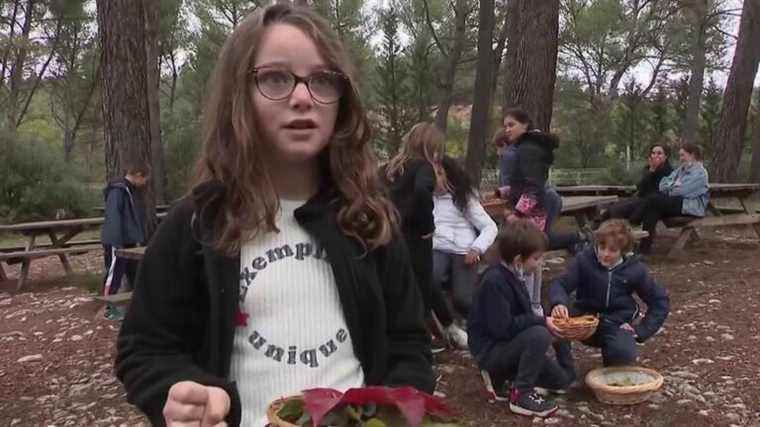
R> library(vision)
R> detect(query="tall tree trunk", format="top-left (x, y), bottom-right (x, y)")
top-left (97, 0), bottom-right (157, 236)
top-left (502, 0), bottom-right (559, 131)
top-left (465, 0), bottom-right (495, 186)
top-left (144, 0), bottom-right (166, 204)
top-left (434, 0), bottom-right (468, 133)
top-left (750, 102), bottom-right (760, 183)
top-left (682, 0), bottom-right (708, 145)
top-left (710, 0), bottom-right (760, 182)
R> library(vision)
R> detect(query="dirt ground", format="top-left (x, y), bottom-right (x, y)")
top-left (1, 227), bottom-right (759, 426)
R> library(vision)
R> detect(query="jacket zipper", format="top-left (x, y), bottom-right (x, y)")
top-left (605, 270), bottom-right (612, 308)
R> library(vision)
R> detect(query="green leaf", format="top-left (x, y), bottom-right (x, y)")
top-left (363, 418), bottom-right (387, 427)
top-left (277, 398), bottom-right (305, 422)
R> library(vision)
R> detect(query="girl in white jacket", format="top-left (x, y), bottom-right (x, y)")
top-left (432, 156), bottom-right (498, 349)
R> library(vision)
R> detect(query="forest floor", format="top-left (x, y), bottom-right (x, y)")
top-left (1, 225), bottom-right (759, 426)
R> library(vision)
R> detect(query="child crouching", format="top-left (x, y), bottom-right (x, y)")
top-left (550, 219), bottom-right (670, 370)
top-left (468, 220), bottom-right (573, 418)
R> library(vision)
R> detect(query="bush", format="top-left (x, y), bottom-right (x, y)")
top-left (0, 135), bottom-right (98, 222)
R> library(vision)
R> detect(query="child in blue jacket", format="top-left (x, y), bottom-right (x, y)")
top-left (550, 219), bottom-right (670, 369)
top-left (468, 220), bottom-right (573, 418)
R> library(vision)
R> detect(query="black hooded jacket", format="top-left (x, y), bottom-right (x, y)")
top-left (505, 130), bottom-right (559, 208)
top-left (115, 181), bottom-right (434, 426)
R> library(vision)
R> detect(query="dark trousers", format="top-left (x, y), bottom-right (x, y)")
top-left (603, 197), bottom-right (644, 221)
top-left (406, 235), bottom-right (433, 314)
top-left (554, 321), bottom-right (638, 369)
top-left (481, 326), bottom-right (574, 393)
top-left (431, 250), bottom-right (478, 326)
top-left (630, 194), bottom-right (684, 249)
top-left (103, 244), bottom-right (138, 295)
top-left (544, 187), bottom-right (562, 233)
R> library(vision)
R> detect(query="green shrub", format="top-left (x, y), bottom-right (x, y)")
top-left (0, 135), bottom-right (98, 222)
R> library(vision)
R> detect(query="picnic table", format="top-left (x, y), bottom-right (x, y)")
top-left (0, 217), bottom-right (104, 290)
top-left (482, 195), bottom-right (618, 229)
top-left (555, 185), bottom-right (636, 197)
top-left (0, 213), bottom-right (166, 290)
top-left (115, 246), bottom-right (146, 260)
top-left (663, 183), bottom-right (760, 256)
top-left (94, 203), bottom-right (171, 214)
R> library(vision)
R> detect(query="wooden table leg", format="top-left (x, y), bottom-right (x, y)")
top-left (16, 259), bottom-right (30, 291)
top-left (48, 230), bottom-right (74, 275)
top-left (737, 197), bottom-right (760, 239)
top-left (14, 234), bottom-right (38, 291)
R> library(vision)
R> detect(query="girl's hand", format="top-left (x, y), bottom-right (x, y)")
top-left (551, 305), bottom-right (569, 319)
top-left (620, 323), bottom-right (637, 337)
top-left (421, 232), bottom-right (434, 240)
top-left (164, 381), bottom-right (230, 427)
top-left (464, 249), bottom-right (481, 265)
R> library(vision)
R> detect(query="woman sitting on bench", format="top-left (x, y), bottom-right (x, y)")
top-left (631, 142), bottom-right (708, 254)
top-left (599, 143), bottom-right (673, 223)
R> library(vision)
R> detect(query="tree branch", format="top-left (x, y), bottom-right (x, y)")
top-left (422, 0), bottom-right (448, 58)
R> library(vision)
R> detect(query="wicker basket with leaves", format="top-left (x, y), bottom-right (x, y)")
top-left (552, 314), bottom-right (599, 340)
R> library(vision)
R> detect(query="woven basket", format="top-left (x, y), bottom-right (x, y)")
top-left (585, 366), bottom-right (664, 405)
top-left (266, 395), bottom-right (302, 427)
top-left (553, 315), bottom-right (599, 340)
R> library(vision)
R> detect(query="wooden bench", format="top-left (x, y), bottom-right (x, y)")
top-left (0, 244), bottom-right (102, 287)
top-left (662, 214), bottom-right (760, 257)
top-left (0, 239), bottom-right (101, 254)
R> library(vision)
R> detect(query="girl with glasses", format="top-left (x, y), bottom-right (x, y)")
top-left (115, 4), bottom-right (433, 426)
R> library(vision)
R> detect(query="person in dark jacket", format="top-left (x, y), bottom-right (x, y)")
top-left (600, 143), bottom-right (673, 222)
top-left (631, 143), bottom-right (709, 254)
top-left (116, 5), bottom-right (433, 427)
top-left (493, 108), bottom-right (590, 316)
top-left (468, 220), bottom-right (572, 418)
top-left (382, 121), bottom-right (447, 314)
top-left (550, 219), bottom-right (670, 369)
top-left (101, 163), bottom-right (148, 302)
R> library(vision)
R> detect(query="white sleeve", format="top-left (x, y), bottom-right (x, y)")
top-left (464, 195), bottom-right (498, 254)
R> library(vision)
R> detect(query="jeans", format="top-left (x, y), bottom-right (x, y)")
top-left (431, 250), bottom-right (478, 325)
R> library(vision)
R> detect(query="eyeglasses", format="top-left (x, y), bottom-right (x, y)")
top-left (251, 67), bottom-right (347, 104)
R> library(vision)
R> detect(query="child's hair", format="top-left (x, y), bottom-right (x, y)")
top-left (498, 220), bottom-right (548, 264)
top-left (124, 161), bottom-right (150, 177)
top-left (385, 122), bottom-right (447, 191)
top-left (192, 4), bottom-right (397, 255)
top-left (440, 156), bottom-right (475, 214)
top-left (594, 219), bottom-right (635, 253)
top-left (502, 107), bottom-right (535, 131)
top-left (680, 142), bottom-right (703, 161)
top-left (492, 128), bottom-right (509, 147)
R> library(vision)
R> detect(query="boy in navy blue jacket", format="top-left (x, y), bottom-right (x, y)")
top-left (550, 219), bottom-right (670, 368)
top-left (101, 164), bottom-right (149, 310)
top-left (468, 220), bottom-right (573, 418)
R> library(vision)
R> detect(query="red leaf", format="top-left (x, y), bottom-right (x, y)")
top-left (234, 309), bottom-right (249, 327)
top-left (302, 386), bottom-right (455, 427)
top-left (301, 388), bottom-right (344, 426)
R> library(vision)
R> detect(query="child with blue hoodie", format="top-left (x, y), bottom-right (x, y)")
top-left (468, 220), bottom-right (573, 418)
top-left (550, 219), bottom-right (670, 369)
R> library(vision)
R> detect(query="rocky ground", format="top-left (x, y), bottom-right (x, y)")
top-left (1, 228), bottom-right (759, 426)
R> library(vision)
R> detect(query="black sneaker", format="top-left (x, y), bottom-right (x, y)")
top-left (509, 388), bottom-right (558, 418)
top-left (480, 370), bottom-right (509, 402)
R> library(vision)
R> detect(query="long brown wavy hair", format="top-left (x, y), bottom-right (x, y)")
top-left (385, 122), bottom-right (448, 192)
top-left (194, 4), bottom-right (397, 255)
